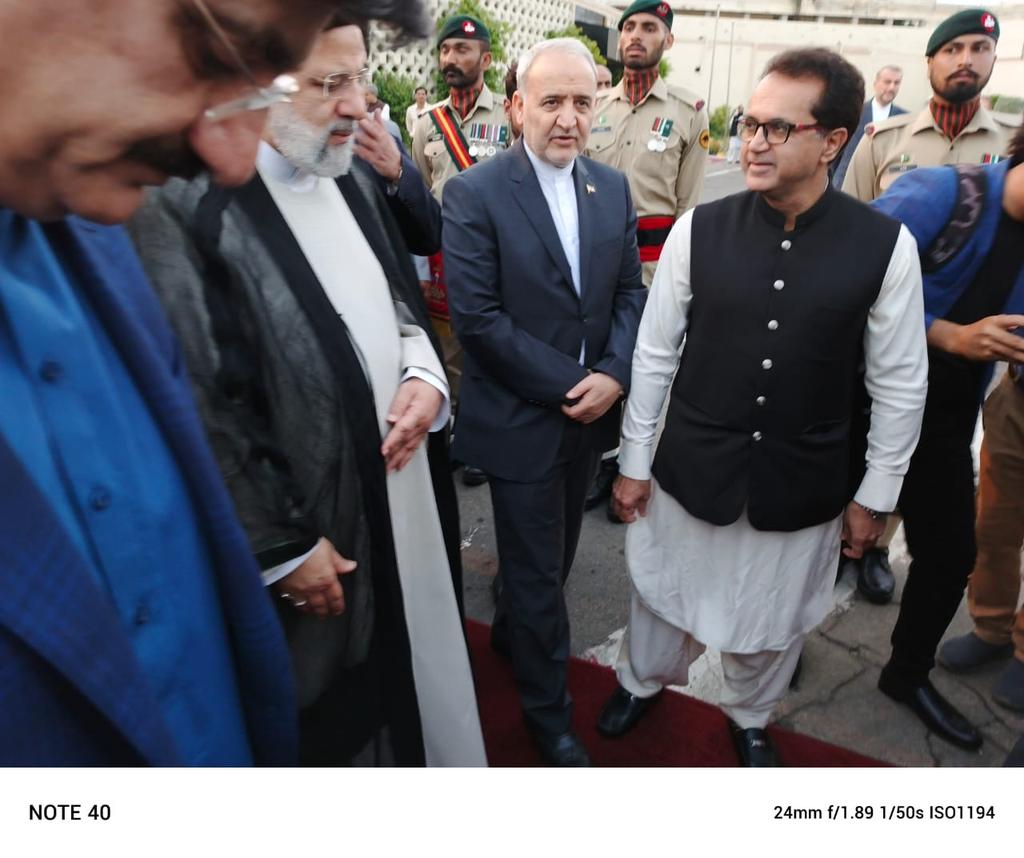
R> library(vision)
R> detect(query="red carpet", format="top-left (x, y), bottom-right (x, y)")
top-left (467, 620), bottom-right (887, 767)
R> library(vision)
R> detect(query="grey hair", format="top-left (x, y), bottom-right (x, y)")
top-left (516, 38), bottom-right (598, 94)
top-left (875, 64), bottom-right (902, 79)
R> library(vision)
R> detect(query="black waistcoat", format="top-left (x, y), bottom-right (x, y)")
top-left (651, 188), bottom-right (901, 531)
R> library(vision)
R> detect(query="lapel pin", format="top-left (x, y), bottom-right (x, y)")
top-left (586, 183), bottom-right (596, 195)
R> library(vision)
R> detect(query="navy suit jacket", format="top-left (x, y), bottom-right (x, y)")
top-left (0, 218), bottom-right (297, 766)
top-left (833, 99), bottom-right (907, 189)
top-left (359, 143), bottom-right (441, 256)
top-left (443, 141), bottom-right (646, 481)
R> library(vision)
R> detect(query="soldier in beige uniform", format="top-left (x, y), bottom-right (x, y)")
top-left (411, 17), bottom-right (510, 202)
top-left (841, 8), bottom-right (1018, 605)
top-left (844, 8), bottom-right (1017, 203)
top-left (585, 0), bottom-right (709, 515)
top-left (410, 14), bottom-right (510, 487)
top-left (587, 0), bottom-right (709, 289)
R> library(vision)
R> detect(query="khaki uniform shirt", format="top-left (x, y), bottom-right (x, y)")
top-left (587, 76), bottom-right (709, 284)
top-left (842, 105), bottom-right (1019, 202)
top-left (411, 87), bottom-right (510, 202)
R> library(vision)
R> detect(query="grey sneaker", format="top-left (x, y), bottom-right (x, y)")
top-left (992, 658), bottom-right (1024, 713)
top-left (937, 632), bottom-right (1013, 674)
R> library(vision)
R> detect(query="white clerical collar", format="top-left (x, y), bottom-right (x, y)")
top-left (523, 141), bottom-right (575, 184)
top-left (257, 140), bottom-right (319, 193)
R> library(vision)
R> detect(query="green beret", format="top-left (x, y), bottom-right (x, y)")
top-left (926, 8), bottom-right (999, 56)
top-left (618, 0), bottom-right (674, 31)
top-left (437, 15), bottom-right (491, 48)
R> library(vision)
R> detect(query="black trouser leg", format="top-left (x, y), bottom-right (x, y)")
top-left (887, 409), bottom-right (978, 685)
top-left (488, 424), bottom-right (600, 734)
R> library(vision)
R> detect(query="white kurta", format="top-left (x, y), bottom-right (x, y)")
top-left (258, 145), bottom-right (486, 766)
top-left (618, 206), bottom-right (928, 652)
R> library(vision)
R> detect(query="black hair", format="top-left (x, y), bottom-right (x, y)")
top-left (1008, 121), bottom-right (1024, 166)
top-left (323, 1), bottom-right (429, 46)
top-left (504, 61), bottom-right (518, 101)
top-left (761, 48), bottom-right (865, 145)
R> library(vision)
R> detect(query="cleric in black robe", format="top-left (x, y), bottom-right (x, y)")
top-left (128, 24), bottom-right (484, 767)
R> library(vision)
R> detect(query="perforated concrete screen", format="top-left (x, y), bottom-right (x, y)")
top-left (370, 0), bottom-right (574, 93)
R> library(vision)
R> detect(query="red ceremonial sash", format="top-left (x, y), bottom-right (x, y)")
top-left (429, 106), bottom-right (476, 172)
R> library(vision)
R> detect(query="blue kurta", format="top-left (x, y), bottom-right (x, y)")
top-left (0, 210), bottom-right (252, 765)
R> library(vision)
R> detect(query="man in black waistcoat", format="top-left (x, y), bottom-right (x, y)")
top-left (595, 48), bottom-right (929, 766)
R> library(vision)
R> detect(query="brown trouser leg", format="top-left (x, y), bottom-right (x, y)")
top-left (968, 374), bottom-right (1024, 661)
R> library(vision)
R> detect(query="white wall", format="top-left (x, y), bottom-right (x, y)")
top-left (664, 12), bottom-right (1024, 117)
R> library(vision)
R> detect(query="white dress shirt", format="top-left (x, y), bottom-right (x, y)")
top-left (870, 98), bottom-right (893, 124)
top-left (524, 142), bottom-right (581, 296)
top-left (523, 141), bottom-right (585, 362)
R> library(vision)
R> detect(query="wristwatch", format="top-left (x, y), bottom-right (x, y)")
top-left (385, 163), bottom-right (403, 196)
top-left (853, 500), bottom-right (888, 521)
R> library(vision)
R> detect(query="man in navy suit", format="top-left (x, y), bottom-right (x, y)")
top-left (0, 0), bottom-right (426, 766)
top-left (832, 64), bottom-right (905, 189)
top-left (443, 38), bottom-right (646, 766)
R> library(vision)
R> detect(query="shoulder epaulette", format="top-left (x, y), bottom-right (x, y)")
top-left (993, 111), bottom-right (1022, 129)
top-left (667, 84), bottom-right (706, 112)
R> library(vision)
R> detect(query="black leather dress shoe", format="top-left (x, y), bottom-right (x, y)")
top-left (596, 686), bottom-right (661, 737)
top-left (728, 720), bottom-right (780, 767)
top-left (585, 459), bottom-right (618, 511)
top-left (878, 668), bottom-right (982, 750)
top-left (529, 727), bottom-right (592, 767)
top-left (462, 465), bottom-right (488, 487)
top-left (856, 548), bottom-right (895, 604)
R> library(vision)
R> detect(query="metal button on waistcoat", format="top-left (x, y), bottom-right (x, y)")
top-left (756, 396), bottom-right (766, 406)
top-left (773, 279), bottom-right (785, 291)
top-left (768, 319), bottom-right (779, 331)
top-left (781, 240), bottom-right (791, 250)
top-left (39, 360), bottom-right (63, 383)
top-left (88, 486), bottom-right (112, 511)
top-left (752, 431), bottom-right (763, 441)
top-left (761, 359), bottom-right (773, 370)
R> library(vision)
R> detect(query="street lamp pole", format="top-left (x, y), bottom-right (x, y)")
top-left (707, 4), bottom-right (721, 109)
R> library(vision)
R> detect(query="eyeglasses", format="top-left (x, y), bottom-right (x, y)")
top-left (738, 117), bottom-right (827, 145)
top-left (188, 0), bottom-right (299, 122)
top-left (315, 68), bottom-right (373, 100)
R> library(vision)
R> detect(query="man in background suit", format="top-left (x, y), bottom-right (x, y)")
top-left (443, 38), bottom-right (646, 766)
top-left (832, 65), bottom-right (905, 189)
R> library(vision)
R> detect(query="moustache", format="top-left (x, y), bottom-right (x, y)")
top-left (328, 120), bottom-right (357, 136)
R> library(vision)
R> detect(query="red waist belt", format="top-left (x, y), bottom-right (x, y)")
top-left (637, 215), bottom-right (674, 263)
top-left (426, 252), bottom-right (449, 321)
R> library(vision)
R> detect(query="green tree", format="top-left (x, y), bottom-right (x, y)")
top-left (433, 0), bottom-right (510, 98)
top-left (373, 70), bottom-right (417, 146)
top-left (543, 24), bottom-right (608, 68)
top-left (708, 104), bottom-right (729, 142)
top-left (990, 94), bottom-right (1023, 115)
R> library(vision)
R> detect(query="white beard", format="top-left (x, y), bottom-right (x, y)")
top-left (267, 108), bottom-right (356, 178)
